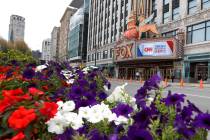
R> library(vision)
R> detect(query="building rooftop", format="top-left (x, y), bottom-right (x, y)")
top-left (69, 0), bottom-right (84, 8)
top-left (60, 7), bottom-right (77, 22)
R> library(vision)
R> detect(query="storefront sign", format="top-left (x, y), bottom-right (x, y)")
top-left (115, 44), bottom-right (133, 60)
top-left (137, 41), bottom-right (174, 57)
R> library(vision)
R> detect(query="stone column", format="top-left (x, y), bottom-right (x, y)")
top-left (169, 0), bottom-right (173, 21)
top-left (156, 0), bottom-right (163, 25)
top-left (179, 0), bottom-right (187, 19)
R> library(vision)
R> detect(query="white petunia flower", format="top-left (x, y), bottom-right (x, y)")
top-left (114, 116), bottom-right (128, 125)
top-left (62, 101), bottom-right (75, 112)
top-left (66, 79), bottom-right (75, 84)
top-left (57, 101), bottom-right (64, 110)
top-left (103, 85), bottom-right (109, 91)
top-left (46, 116), bottom-right (67, 134)
top-left (107, 83), bottom-right (128, 103)
top-left (70, 116), bottom-right (84, 130)
top-left (35, 65), bottom-right (47, 72)
top-left (108, 113), bottom-right (117, 122)
top-left (78, 106), bottom-right (91, 119)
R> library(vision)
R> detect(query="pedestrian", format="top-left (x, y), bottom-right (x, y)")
top-left (136, 71), bottom-right (140, 80)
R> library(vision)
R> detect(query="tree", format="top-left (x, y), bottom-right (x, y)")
top-left (14, 40), bottom-right (31, 55)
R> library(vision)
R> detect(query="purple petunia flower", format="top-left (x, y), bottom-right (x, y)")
top-left (181, 106), bottom-right (193, 121)
top-left (77, 125), bottom-right (88, 135)
top-left (164, 93), bottom-right (185, 106)
top-left (10, 60), bottom-right (19, 66)
top-left (174, 115), bottom-right (195, 138)
top-left (35, 72), bottom-right (48, 80)
top-left (88, 129), bottom-right (107, 140)
top-left (144, 74), bottom-right (161, 90)
top-left (112, 103), bottom-right (133, 118)
top-left (194, 113), bottom-right (210, 130)
top-left (109, 134), bottom-right (118, 140)
top-left (23, 68), bottom-right (35, 79)
top-left (26, 63), bottom-right (37, 68)
top-left (114, 125), bottom-right (125, 134)
top-left (127, 126), bottom-right (153, 140)
top-left (135, 87), bottom-right (147, 100)
top-left (98, 91), bottom-right (108, 100)
top-left (133, 107), bottom-right (151, 129)
top-left (187, 100), bottom-right (202, 113)
top-left (90, 82), bottom-right (97, 90)
top-left (77, 79), bottom-right (89, 87)
top-left (56, 128), bottom-right (74, 140)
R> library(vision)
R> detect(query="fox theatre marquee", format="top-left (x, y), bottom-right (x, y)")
top-left (114, 38), bottom-right (184, 80)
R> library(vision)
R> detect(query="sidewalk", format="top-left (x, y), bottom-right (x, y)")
top-left (107, 78), bottom-right (210, 88)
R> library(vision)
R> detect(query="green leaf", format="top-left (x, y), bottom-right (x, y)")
top-left (2, 111), bottom-right (13, 128)
top-left (0, 128), bottom-right (14, 138)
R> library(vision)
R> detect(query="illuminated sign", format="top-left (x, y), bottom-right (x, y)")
top-left (115, 44), bottom-right (133, 60)
top-left (137, 41), bottom-right (174, 57)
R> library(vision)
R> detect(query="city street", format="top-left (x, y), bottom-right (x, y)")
top-left (110, 80), bottom-right (210, 112)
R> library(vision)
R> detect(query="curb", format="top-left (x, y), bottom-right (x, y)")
top-left (107, 78), bottom-right (210, 88)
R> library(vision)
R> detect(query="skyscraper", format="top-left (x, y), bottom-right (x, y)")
top-left (58, 7), bottom-right (77, 62)
top-left (51, 26), bottom-right (60, 61)
top-left (67, 0), bottom-right (89, 66)
top-left (8, 15), bottom-right (25, 41)
top-left (42, 38), bottom-right (51, 61)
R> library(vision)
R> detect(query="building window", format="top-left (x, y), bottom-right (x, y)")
top-left (152, 0), bottom-right (157, 22)
top-left (188, 0), bottom-right (197, 15)
top-left (202, 0), bottom-right (210, 9)
top-left (172, 0), bottom-right (180, 20)
top-left (88, 55), bottom-right (91, 62)
top-left (103, 50), bottom-right (108, 59)
top-left (163, 0), bottom-right (170, 24)
top-left (92, 53), bottom-right (95, 61)
top-left (97, 52), bottom-right (101, 60)
top-left (162, 30), bottom-right (177, 37)
top-left (187, 20), bottom-right (210, 44)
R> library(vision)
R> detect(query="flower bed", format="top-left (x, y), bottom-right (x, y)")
top-left (0, 61), bottom-right (209, 140)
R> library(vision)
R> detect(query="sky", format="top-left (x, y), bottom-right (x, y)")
top-left (0, 0), bottom-right (72, 51)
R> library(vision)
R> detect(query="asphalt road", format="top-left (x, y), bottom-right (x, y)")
top-left (110, 80), bottom-right (210, 112)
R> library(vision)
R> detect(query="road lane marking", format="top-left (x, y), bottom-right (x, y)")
top-left (171, 93), bottom-right (210, 99)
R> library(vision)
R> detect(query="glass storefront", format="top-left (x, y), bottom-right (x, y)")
top-left (184, 53), bottom-right (210, 83)
top-left (117, 62), bottom-right (182, 81)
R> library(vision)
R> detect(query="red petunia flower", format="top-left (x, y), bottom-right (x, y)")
top-left (40, 102), bottom-right (58, 120)
top-left (0, 66), bottom-right (12, 73)
top-left (11, 132), bottom-right (25, 140)
top-left (28, 87), bottom-right (44, 96)
top-left (42, 85), bottom-right (49, 91)
top-left (2, 88), bottom-right (24, 97)
top-left (0, 98), bottom-right (12, 113)
top-left (0, 73), bottom-right (6, 81)
top-left (8, 106), bottom-right (37, 130)
top-left (2, 88), bottom-right (31, 102)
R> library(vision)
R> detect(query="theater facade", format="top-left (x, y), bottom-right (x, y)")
top-left (114, 37), bottom-right (184, 81)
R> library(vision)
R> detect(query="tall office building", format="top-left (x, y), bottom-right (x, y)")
top-left (86, 0), bottom-right (131, 72)
top-left (42, 39), bottom-right (51, 61)
top-left (87, 0), bottom-right (210, 83)
top-left (68, 0), bottom-right (89, 66)
top-left (8, 15), bottom-right (25, 41)
top-left (51, 27), bottom-right (60, 61)
top-left (58, 7), bottom-right (77, 62)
